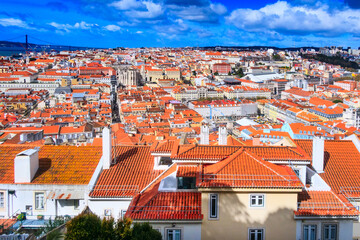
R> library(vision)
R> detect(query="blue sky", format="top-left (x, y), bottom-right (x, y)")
top-left (1, 0), bottom-right (360, 48)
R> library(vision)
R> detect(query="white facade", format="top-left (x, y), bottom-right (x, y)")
top-left (88, 199), bottom-right (131, 220)
top-left (143, 222), bottom-right (201, 240)
top-left (0, 184), bottom-right (87, 219)
top-left (0, 83), bottom-right (60, 94)
top-left (189, 102), bottom-right (257, 119)
top-left (296, 220), bottom-right (353, 240)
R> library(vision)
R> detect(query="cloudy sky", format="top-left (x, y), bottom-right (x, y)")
top-left (1, 0), bottom-right (360, 48)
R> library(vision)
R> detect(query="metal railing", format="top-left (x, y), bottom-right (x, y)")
top-left (199, 174), bottom-right (300, 187)
top-left (340, 187), bottom-right (360, 198)
top-left (0, 209), bottom-right (21, 234)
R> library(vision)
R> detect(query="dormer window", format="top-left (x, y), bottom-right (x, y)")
top-left (159, 157), bottom-right (172, 165)
top-left (177, 177), bottom-right (196, 189)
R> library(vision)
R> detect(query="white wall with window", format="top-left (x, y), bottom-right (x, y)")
top-left (34, 192), bottom-right (45, 210)
top-left (0, 184), bottom-right (88, 220)
top-left (249, 194), bottom-right (265, 208)
top-left (296, 220), bottom-right (353, 240)
top-left (88, 199), bottom-right (131, 220)
top-left (142, 222), bottom-right (201, 240)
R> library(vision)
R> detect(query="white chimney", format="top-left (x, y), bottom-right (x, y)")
top-left (200, 125), bottom-right (209, 145)
top-left (312, 137), bottom-right (324, 173)
top-left (102, 127), bottom-right (112, 169)
top-left (14, 148), bottom-right (39, 183)
top-left (218, 126), bottom-right (227, 145)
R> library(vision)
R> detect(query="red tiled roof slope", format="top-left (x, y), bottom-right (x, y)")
top-left (0, 146), bottom-right (101, 184)
top-left (127, 192), bottom-right (202, 220)
top-left (295, 190), bottom-right (358, 217)
top-left (199, 149), bottom-right (303, 188)
top-left (90, 146), bottom-right (162, 198)
top-left (295, 140), bottom-right (360, 196)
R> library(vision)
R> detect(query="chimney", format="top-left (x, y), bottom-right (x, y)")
top-left (312, 137), bottom-right (324, 173)
top-left (102, 127), bottom-right (112, 169)
top-left (218, 126), bottom-right (227, 145)
top-left (14, 148), bottom-right (39, 183)
top-left (200, 124), bottom-right (209, 145)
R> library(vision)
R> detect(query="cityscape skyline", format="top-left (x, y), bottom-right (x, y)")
top-left (1, 0), bottom-right (360, 48)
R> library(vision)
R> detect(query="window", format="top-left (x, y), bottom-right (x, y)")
top-left (0, 192), bottom-right (4, 208)
top-left (323, 224), bottom-right (337, 240)
top-left (159, 157), bottom-right (172, 165)
top-left (177, 177), bottom-right (196, 189)
top-left (26, 205), bottom-right (33, 216)
top-left (74, 200), bottom-right (80, 210)
top-left (294, 169), bottom-right (300, 177)
top-left (209, 194), bottom-right (218, 219)
top-left (35, 192), bottom-right (45, 210)
top-left (121, 210), bottom-right (127, 219)
top-left (104, 209), bottom-right (111, 216)
top-left (250, 194), bottom-right (264, 207)
top-left (248, 229), bottom-right (264, 240)
top-left (303, 224), bottom-right (317, 240)
top-left (167, 229), bottom-right (181, 240)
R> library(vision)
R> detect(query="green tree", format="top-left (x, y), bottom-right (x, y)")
top-left (355, 74), bottom-right (360, 81)
top-left (235, 68), bottom-right (244, 78)
top-left (114, 217), bottom-right (132, 240)
top-left (214, 71), bottom-right (219, 76)
top-left (100, 217), bottom-right (116, 240)
top-left (272, 53), bottom-right (281, 61)
top-left (65, 214), bottom-right (159, 240)
top-left (132, 222), bottom-right (162, 240)
top-left (46, 229), bottom-right (64, 240)
top-left (65, 213), bottom-right (101, 240)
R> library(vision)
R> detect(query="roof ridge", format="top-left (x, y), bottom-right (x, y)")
top-left (205, 148), bottom-right (245, 174)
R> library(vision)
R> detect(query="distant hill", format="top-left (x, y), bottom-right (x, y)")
top-left (197, 46), bottom-right (320, 51)
top-left (0, 40), bottom-right (95, 53)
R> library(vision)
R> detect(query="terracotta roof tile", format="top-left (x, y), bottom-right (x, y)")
top-left (198, 149), bottom-right (303, 189)
top-left (127, 192), bottom-right (202, 220)
top-left (295, 140), bottom-right (360, 196)
top-left (90, 146), bottom-right (162, 198)
top-left (295, 190), bottom-right (358, 217)
top-left (0, 146), bottom-right (101, 184)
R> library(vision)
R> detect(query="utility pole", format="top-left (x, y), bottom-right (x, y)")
top-left (25, 34), bottom-right (29, 64)
top-left (25, 34), bottom-right (28, 53)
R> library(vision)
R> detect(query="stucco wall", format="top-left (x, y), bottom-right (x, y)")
top-left (147, 222), bottom-right (201, 240)
top-left (88, 199), bottom-right (131, 220)
top-left (296, 219), bottom-right (353, 240)
top-left (201, 191), bottom-right (298, 240)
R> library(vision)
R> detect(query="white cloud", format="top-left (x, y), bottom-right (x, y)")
top-left (105, 24), bottom-right (121, 31)
top-left (0, 18), bottom-right (31, 29)
top-left (226, 1), bottom-right (360, 36)
top-left (48, 21), bottom-right (98, 33)
top-left (127, 1), bottom-right (164, 19)
top-left (136, 30), bottom-right (143, 34)
top-left (74, 21), bottom-right (97, 30)
top-left (109, 0), bottom-right (142, 10)
top-left (48, 22), bottom-right (73, 32)
top-left (210, 3), bottom-right (227, 15)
